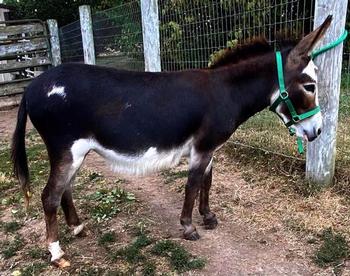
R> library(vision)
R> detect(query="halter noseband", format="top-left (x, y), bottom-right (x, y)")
top-left (269, 30), bottom-right (348, 154)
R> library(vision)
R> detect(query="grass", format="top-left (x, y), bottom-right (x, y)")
top-left (86, 187), bottom-right (135, 222)
top-left (314, 228), bottom-right (349, 268)
top-left (2, 221), bottom-right (22, 233)
top-left (1, 235), bottom-right (24, 259)
top-left (161, 169), bottom-right (188, 184)
top-left (113, 233), bottom-right (152, 263)
top-left (27, 246), bottom-right (47, 260)
top-left (20, 263), bottom-right (47, 276)
top-left (152, 240), bottom-right (206, 272)
top-left (98, 231), bottom-right (117, 246)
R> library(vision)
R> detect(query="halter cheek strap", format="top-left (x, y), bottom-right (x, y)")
top-left (270, 51), bottom-right (320, 154)
top-left (269, 30), bottom-right (348, 154)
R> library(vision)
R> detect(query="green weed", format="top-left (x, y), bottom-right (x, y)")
top-left (87, 187), bottom-right (135, 222)
top-left (98, 231), bottom-right (116, 246)
top-left (1, 235), bottom-right (24, 259)
top-left (161, 169), bottom-right (188, 184)
top-left (151, 240), bottom-right (206, 272)
top-left (20, 262), bottom-right (47, 276)
top-left (113, 234), bottom-right (152, 263)
top-left (314, 228), bottom-right (349, 267)
top-left (2, 221), bottom-right (22, 233)
top-left (27, 246), bottom-right (47, 260)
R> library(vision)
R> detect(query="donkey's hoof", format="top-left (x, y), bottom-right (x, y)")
top-left (203, 213), bottom-right (218, 230)
top-left (184, 230), bottom-right (201, 241)
top-left (52, 258), bottom-right (71, 268)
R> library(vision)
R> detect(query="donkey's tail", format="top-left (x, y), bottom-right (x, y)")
top-left (11, 95), bottom-right (31, 209)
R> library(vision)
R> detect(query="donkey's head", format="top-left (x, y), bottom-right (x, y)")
top-left (271, 15), bottom-right (332, 142)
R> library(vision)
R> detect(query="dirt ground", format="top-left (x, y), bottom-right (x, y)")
top-left (0, 107), bottom-right (339, 275)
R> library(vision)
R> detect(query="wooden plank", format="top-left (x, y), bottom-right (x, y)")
top-left (0, 23), bottom-right (44, 36)
top-left (0, 56), bottom-right (51, 73)
top-left (47, 19), bottom-right (61, 66)
top-left (0, 79), bottom-right (31, 96)
top-left (79, 5), bottom-right (96, 65)
top-left (141, 0), bottom-right (161, 72)
top-left (305, 0), bottom-right (348, 186)
top-left (0, 38), bottom-right (48, 57)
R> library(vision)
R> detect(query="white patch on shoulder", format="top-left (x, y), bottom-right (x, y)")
top-left (48, 241), bottom-right (64, 261)
top-left (47, 85), bottom-right (66, 98)
top-left (71, 138), bottom-right (193, 176)
top-left (302, 60), bottom-right (318, 82)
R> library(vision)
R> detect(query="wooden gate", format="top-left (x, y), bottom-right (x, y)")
top-left (0, 19), bottom-right (52, 108)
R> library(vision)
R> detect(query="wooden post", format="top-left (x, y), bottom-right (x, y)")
top-left (306, 0), bottom-right (348, 186)
top-left (79, 5), bottom-right (96, 65)
top-left (47, 19), bottom-right (61, 66)
top-left (141, 0), bottom-right (161, 72)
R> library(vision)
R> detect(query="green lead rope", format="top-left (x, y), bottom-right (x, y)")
top-left (271, 29), bottom-right (348, 154)
top-left (311, 30), bottom-right (348, 60)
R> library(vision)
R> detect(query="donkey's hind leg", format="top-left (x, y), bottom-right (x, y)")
top-left (199, 166), bottom-right (218, 229)
top-left (42, 151), bottom-right (82, 267)
top-left (61, 184), bottom-right (85, 236)
top-left (180, 149), bottom-right (212, 240)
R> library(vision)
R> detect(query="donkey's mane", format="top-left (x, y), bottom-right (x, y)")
top-left (209, 37), bottom-right (298, 69)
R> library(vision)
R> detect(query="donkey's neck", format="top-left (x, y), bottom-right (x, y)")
top-left (216, 52), bottom-right (277, 127)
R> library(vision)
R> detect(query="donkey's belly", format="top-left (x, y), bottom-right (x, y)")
top-left (71, 138), bottom-right (193, 176)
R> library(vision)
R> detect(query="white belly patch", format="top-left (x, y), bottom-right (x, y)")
top-left (71, 138), bottom-right (193, 176)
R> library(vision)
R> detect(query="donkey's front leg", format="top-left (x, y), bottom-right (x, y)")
top-left (199, 166), bottom-right (218, 229)
top-left (180, 150), bottom-right (212, 240)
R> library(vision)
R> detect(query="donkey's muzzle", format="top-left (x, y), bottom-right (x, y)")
top-left (306, 127), bottom-right (321, 142)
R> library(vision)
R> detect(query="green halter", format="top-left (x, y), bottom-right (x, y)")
top-left (270, 30), bottom-right (348, 154)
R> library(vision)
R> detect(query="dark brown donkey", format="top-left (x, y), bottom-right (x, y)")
top-left (12, 16), bottom-right (332, 267)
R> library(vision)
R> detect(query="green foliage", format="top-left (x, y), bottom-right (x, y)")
top-left (161, 169), bottom-right (188, 184)
top-left (152, 240), bottom-right (206, 272)
top-left (113, 233), bottom-right (152, 263)
top-left (27, 247), bottom-right (47, 260)
top-left (98, 231), bottom-right (116, 246)
top-left (87, 187), bottom-right (135, 222)
top-left (1, 235), bottom-right (24, 259)
top-left (2, 221), bottom-right (22, 233)
top-left (314, 228), bottom-right (349, 267)
top-left (20, 263), bottom-right (47, 276)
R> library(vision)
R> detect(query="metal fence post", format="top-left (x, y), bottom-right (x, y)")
top-left (47, 19), bottom-right (61, 66)
top-left (140, 0), bottom-right (161, 72)
top-left (79, 5), bottom-right (96, 65)
top-left (306, 0), bottom-right (348, 186)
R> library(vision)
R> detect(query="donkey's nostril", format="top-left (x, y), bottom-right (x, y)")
top-left (317, 128), bottom-right (322, 136)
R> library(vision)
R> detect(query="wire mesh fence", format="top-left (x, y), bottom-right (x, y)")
top-left (158, 0), bottom-right (314, 71)
top-left (59, 20), bottom-right (84, 63)
top-left (92, 1), bottom-right (144, 71)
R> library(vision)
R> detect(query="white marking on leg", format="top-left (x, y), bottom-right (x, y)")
top-left (71, 138), bottom-right (193, 176)
top-left (48, 241), bottom-right (64, 262)
top-left (47, 85), bottom-right (66, 98)
top-left (72, 224), bottom-right (84, 236)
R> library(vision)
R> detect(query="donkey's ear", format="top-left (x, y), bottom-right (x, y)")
top-left (289, 15), bottom-right (332, 60)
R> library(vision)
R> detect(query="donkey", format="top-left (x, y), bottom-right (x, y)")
top-left (12, 16), bottom-right (332, 267)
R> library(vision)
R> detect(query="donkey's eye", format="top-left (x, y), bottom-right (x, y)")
top-left (303, 84), bottom-right (316, 93)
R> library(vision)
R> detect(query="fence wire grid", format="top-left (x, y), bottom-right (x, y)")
top-left (92, 1), bottom-right (144, 71)
top-left (59, 20), bottom-right (84, 63)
